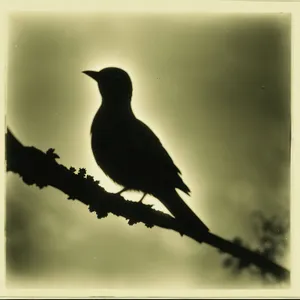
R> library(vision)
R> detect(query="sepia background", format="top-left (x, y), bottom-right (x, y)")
top-left (6, 12), bottom-right (290, 289)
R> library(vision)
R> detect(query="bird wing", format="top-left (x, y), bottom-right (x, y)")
top-left (117, 118), bottom-right (190, 195)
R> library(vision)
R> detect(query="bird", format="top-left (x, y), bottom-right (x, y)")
top-left (83, 67), bottom-right (209, 235)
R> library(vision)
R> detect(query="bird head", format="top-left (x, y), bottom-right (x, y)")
top-left (83, 67), bottom-right (133, 103)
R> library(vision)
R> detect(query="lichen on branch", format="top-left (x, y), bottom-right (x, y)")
top-left (5, 128), bottom-right (290, 283)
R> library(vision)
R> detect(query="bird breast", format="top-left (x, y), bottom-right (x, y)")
top-left (91, 107), bottom-right (140, 188)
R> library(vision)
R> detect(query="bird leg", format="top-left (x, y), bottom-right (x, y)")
top-left (115, 189), bottom-right (147, 203)
top-left (138, 193), bottom-right (147, 203)
top-left (115, 187), bottom-right (128, 195)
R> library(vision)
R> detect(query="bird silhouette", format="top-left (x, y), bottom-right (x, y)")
top-left (83, 67), bottom-right (209, 235)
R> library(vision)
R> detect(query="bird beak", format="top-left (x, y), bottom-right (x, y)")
top-left (82, 70), bottom-right (99, 81)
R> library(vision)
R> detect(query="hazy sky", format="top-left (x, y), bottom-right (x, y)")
top-left (6, 12), bottom-right (290, 289)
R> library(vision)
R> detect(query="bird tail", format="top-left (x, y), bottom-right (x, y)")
top-left (156, 189), bottom-right (209, 234)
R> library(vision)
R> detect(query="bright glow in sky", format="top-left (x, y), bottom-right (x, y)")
top-left (5, 9), bottom-right (291, 292)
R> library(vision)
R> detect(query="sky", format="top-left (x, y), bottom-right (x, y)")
top-left (5, 12), bottom-right (290, 290)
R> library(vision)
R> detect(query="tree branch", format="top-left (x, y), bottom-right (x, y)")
top-left (5, 128), bottom-right (290, 283)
